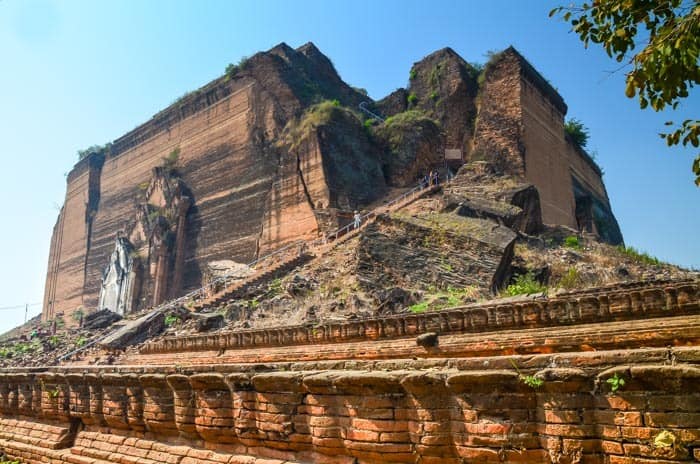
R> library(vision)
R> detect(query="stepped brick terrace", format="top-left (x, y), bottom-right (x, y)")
top-left (1, 279), bottom-right (699, 463)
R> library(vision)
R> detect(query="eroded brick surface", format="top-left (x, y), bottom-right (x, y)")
top-left (137, 279), bottom-right (699, 361)
top-left (0, 351), bottom-right (698, 463)
top-left (3, 279), bottom-right (698, 462)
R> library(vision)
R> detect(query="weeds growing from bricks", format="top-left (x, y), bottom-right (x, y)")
top-left (504, 273), bottom-right (547, 296)
top-left (509, 359), bottom-right (544, 389)
top-left (606, 373), bottom-right (625, 394)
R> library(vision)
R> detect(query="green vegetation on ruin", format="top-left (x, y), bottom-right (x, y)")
top-left (163, 147), bottom-right (180, 172)
top-left (77, 142), bottom-right (111, 161)
top-left (564, 118), bottom-right (590, 148)
top-left (282, 99), bottom-right (361, 151)
top-left (557, 267), bottom-right (582, 290)
top-left (616, 245), bottom-right (661, 266)
top-left (383, 109), bottom-right (435, 128)
top-left (0, 338), bottom-right (41, 359)
top-left (503, 272), bottom-right (547, 297)
top-left (476, 49), bottom-right (506, 88)
top-left (71, 307), bottom-right (84, 325)
top-left (427, 60), bottom-right (447, 101)
top-left (563, 235), bottom-right (582, 250)
top-left (467, 61), bottom-right (484, 80)
top-left (164, 314), bottom-right (180, 327)
top-left (268, 278), bottom-right (283, 297)
top-left (374, 110), bottom-right (438, 152)
top-left (510, 359), bottom-right (545, 389)
top-left (409, 286), bottom-right (479, 313)
top-left (171, 88), bottom-right (202, 106)
top-left (606, 372), bottom-right (626, 394)
top-left (224, 55), bottom-right (250, 81)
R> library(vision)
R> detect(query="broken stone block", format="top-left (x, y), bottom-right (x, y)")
top-left (374, 287), bottom-right (416, 315)
top-left (497, 184), bottom-right (543, 234)
top-left (99, 310), bottom-right (164, 350)
top-left (83, 309), bottom-right (122, 330)
top-left (416, 332), bottom-right (439, 347)
top-left (194, 314), bottom-right (225, 332)
top-left (453, 195), bottom-right (523, 226)
top-left (357, 213), bottom-right (516, 293)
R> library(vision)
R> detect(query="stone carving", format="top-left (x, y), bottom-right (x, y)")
top-left (96, 165), bottom-right (192, 316)
top-left (97, 236), bottom-right (136, 315)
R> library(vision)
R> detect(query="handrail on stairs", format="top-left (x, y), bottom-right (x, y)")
top-left (57, 173), bottom-right (451, 363)
top-left (358, 102), bottom-right (385, 122)
top-left (136, 173), bottom-right (449, 314)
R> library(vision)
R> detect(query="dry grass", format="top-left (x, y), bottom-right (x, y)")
top-left (514, 235), bottom-right (694, 292)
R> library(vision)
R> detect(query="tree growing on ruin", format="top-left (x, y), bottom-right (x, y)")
top-left (550, 1), bottom-right (700, 185)
top-left (565, 118), bottom-right (590, 147)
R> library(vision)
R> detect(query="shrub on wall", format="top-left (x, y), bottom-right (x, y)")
top-left (565, 118), bottom-right (590, 147)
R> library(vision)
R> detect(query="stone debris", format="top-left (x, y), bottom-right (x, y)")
top-left (416, 331), bottom-right (439, 347)
top-left (98, 310), bottom-right (164, 350)
top-left (82, 309), bottom-right (122, 330)
top-left (194, 313), bottom-right (225, 332)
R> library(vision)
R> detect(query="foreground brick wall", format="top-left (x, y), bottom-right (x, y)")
top-left (5, 278), bottom-right (699, 463)
top-left (0, 353), bottom-right (699, 464)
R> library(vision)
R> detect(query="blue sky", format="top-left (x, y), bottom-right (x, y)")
top-left (0, 0), bottom-right (697, 333)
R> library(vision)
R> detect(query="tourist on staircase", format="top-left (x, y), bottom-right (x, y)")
top-left (353, 210), bottom-right (362, 229)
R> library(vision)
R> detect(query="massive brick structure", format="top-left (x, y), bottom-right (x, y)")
top-left (8, 38), bottom-right (699, 464)
top-left (42, 43), bottom-right (620, 325)
top-left (478, 48), bottom-right (619, 240)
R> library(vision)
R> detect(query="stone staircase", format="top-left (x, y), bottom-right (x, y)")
top-left (190, 252), bottom-right (313, 311)
top-left (188, 181), bottom-right (442, 313)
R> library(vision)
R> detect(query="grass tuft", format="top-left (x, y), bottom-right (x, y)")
top-left (504, 273), bottom-right (547, 296)
top-left (616, 245), bottom-right (661, 265)
top-left (563, 235), bottom-right (581, 250)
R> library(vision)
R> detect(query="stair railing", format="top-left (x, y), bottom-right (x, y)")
top-left (144, 173), bottom-right (451, 314)
top-left (358, 102), bottom-right (385, 122)
top-left (58, 173), bottom-right (453, 363)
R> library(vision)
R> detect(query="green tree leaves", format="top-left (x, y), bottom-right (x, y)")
top-left (565, 118), bottom-right (590, 147)
top-left (551, 0), bottom-right (700, 185)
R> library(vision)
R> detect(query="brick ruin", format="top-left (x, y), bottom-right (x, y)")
top-left (42, 43), bottom-right (620, 324)
top-left (1, 280), bottom-right (699, 463)
top-left (8, 42), bottom-right (694, 464)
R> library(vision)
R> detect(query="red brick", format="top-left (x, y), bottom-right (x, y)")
top-left (600, 440), bottom-right (624, 455)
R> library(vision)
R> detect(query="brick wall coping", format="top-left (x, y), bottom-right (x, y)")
top-left (139, 279), bottom-right (698, 355)
top-left (2, 345), bottom-right (698, 377)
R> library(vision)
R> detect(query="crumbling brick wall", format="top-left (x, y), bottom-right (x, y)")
top-left (473, 47), bottom-right (615, 233)
top-left (1, 356), bottom-right (699, 464)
